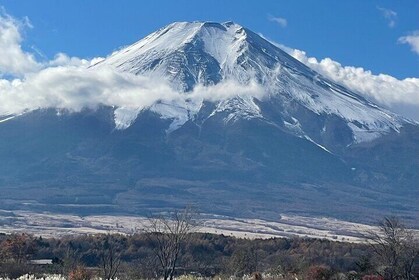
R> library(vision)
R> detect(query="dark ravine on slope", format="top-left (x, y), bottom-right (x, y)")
top-left (0, 22), bottom-right (417, 226)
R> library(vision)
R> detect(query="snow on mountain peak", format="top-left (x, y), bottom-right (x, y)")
top-left (96, 21), bottom-right (411, 146)
top-left (95, 21), bottom-right (249, 87)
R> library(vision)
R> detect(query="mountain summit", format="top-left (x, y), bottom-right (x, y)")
top-left (97, 21), bottom-right (298, 88)
top-left (1, 22), bottom-right (418, 225)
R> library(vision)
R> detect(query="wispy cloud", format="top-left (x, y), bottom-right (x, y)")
top-left (0, 65), bottom-right (264, 116)
top-left (268, 14), bottom-right (287, 28)
top-left (398, 31), bottom-right (419, 55)
top-left (377, 6), bottom-right (397, 28)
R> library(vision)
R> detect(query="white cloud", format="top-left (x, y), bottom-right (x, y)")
top-left (377, 6), bottom-right (397, 28)
top-left (398, 31), bottom-right (419, 55)
top-left (287, 49), bottom-right (419, 121)
top-left (257, 34), bottom-right (419, 121)
top-left (268, 15), bottom-right (287, 28)
top-left (0, 66), bottom-right (171, 115)
top-left (0, 65), bottom-right (264, 116)
top-left (0, 11), bottom-right (40, 76)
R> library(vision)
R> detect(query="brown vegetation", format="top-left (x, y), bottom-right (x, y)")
top-left (0, 216), bottom-right (417, 279)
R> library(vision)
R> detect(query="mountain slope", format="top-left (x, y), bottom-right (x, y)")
top-left (0, 21), bottom-right (417, 225)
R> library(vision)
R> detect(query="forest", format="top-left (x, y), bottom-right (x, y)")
top-left (0, 216), bottom-right (417, 280)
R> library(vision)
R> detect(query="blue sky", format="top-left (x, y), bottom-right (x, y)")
top-left (1, 0), bottom-right (418, 79)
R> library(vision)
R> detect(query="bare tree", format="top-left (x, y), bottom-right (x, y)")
top-left (368, 217), bottom-right (419, 280)
top-left (96, 233), bottom-right (122, 280)
top-left (1, 233), bottom-right (35, 264)
top-left (144, 207), bottom-right (197, 280)
top-left (62, 243), bottom-right (81, 275)
top-left (229, 246), bottom-right (258, 277)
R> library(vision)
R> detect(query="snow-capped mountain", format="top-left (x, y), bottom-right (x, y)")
top-left (0, 22), bottom-right (417, 225)
top-left (95, 21), bottom-right (410, 147)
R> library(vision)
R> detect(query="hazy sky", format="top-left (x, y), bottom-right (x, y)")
top-left (0, 0), bottom-right (418, 79)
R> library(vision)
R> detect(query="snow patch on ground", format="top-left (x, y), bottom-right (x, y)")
top-left (114, 107), bottom-right (141, 129)
top-left (3, 210), bottom-right (416, 243)
top-left (210, 96), bottom-right (262, 124)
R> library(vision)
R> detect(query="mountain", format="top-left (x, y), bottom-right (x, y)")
top-left (0, 22), bottom-right (418, 226)
top-left (95, 22), bottom-right (408, 145)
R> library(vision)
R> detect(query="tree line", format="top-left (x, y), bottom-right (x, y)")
top-left (0, 213), bottom-right (417, 280)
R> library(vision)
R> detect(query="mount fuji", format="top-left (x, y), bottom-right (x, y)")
top-left (96, 21), bottom-right (408, 144)
top-left (0, 22), bottom-right (417, 225)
